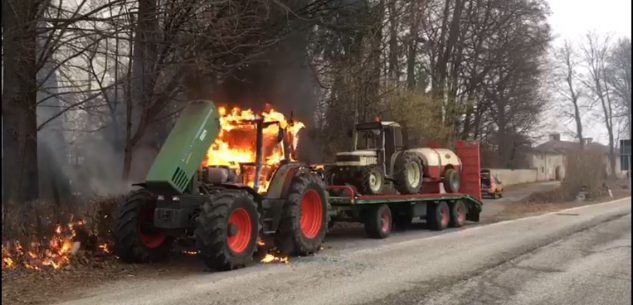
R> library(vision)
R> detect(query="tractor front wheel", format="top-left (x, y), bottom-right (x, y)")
top-left (113, 190), bottom-right (172, 263)
top-left (275, 172), bottom-right (328, 256)
top-left (357, 166), bottom-right (385, 195)
top-left (195, 191), bottom-right (259, 271)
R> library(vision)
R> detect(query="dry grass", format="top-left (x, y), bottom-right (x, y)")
top-left (2, 196), bottom-right (121, 257)
top-left (489, 184), bottom-right (630, 223)
top-left (527, 150), bottom-right (610, 203)
top-left (2, 196), bottom-right (124, 304)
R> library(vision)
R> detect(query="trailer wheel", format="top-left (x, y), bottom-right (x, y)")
top-left (427, 201), bottom-right (450, 231)
top-left (113, 190), bottom-right (172, 263)
top-left (394, 153), bottom-right (423, 194)
top-left (443, 168), bottom-right (461, 193)
top-left (276, 172), bottom-right (328, 256)
top-left (364, 204), bottom-right (392, 239)
top-left (195, 191), bottom-right (259, 271)
top-left (449, 200), bottom-right (467, 228)
top-left (357, 166), bottom-right (385, 195)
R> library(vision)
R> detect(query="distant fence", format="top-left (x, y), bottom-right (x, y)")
top-left (487, 169), bottom-right (538, 186)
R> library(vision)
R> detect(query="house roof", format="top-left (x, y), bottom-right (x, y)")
top-left (534, 140), bottom-right (615, 156)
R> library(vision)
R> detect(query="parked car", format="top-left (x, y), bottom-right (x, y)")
top-left (481, 169), bottom-right (503, 199)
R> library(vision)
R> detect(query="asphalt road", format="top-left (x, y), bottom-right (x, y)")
top-left (56, 196), bottom-right (630, 305)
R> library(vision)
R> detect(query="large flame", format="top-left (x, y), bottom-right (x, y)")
top-left (203, 105), bottom-right (305, 192)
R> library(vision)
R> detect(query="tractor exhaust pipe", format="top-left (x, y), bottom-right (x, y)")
top-left (253, 119), bottom-right (265, 193)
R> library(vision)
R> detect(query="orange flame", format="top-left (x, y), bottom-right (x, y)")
top-left (2, 218), bottom-right (107, 271)
top-left (257, 239), bottom-right (289, 264)
top-left (203, 105), bottom-right (305, 192)
top-left (261, 253), bottom-right (289, 264)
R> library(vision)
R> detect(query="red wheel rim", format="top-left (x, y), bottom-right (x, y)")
top-left (139, 207), bottom-right (166, 249)
top-left (456, 203), bottom-right (466, 224)
top-left (227, 208), bottom-right (252, 254)
top-left (381, 210), bottom-right (391, 233)
top-left (440, 204), bottom-right (450, 226)
top-left (300, 189), bottom-right (323, 239)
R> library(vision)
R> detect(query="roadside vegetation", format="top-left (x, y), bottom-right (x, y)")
top-left (527, 150), bottom-right (627, 203)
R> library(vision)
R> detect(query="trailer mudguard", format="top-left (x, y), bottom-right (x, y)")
top-left (465, 198), bottom-right (482, 222)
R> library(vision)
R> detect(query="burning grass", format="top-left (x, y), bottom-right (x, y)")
top-left (2, 196), bottom-right (119, 272)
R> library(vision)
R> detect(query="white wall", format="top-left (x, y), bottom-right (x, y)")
top-left (530, 152), bottom-right (566, 181)
top-left (488, 169), bottom-right (538, 186)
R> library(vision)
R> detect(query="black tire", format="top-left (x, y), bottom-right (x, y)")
top-left (448, 200), bottom-right (467, 228)
top-left (357, 166), bottom-right (385, 195)
top-left (323, 167), bottom-right (336, 185)
top-left (275, 171), bottom-right (328, 256)
top-left (427, 201), bottom-right (450, 231)
top-left (113, 190), bottom-right (172, 263)
top-left (443, 168), bottom-right (461, 193)
top-left (394, 153), bottom-right (423, 194)
top-left (195, 191), bottom-right (259, 271)
top-left (363, 204), bottom-right (392, 239)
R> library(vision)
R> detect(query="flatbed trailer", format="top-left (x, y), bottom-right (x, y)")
top-left (325, 141), bottom-right (484, 238)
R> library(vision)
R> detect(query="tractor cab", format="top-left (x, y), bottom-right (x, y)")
top-left (330, 119), bottom-right (422, 195)
top-left (355, 121), bottom-right (404, 150)
top-left (336, 121), bottom-right (404, 174)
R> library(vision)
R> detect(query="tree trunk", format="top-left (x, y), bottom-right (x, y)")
top-left (608, 131), bottom-right (616, 179)
top-left (2, 0), bottom-right (41, 203)
top-left (124, 0), bottom-right (158, 180)
top-left (406, 0), bottom-right (419, 89)
top-left (572, 99), bottom-right (584, 149)
top-left (387, 0), bottom-right (399, 82)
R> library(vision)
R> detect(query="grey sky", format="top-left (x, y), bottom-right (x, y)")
top-left (543, 0), bottom-right (631, 145)
top-left (548, 0), bottom-right (631, 41)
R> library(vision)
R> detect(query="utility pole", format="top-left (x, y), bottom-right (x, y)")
top-left (620, 139), bottom-right (631, 191)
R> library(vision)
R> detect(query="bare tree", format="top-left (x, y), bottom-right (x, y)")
top-left (607, 38), bottom-right (631, 135)
top-left (2, 0), bottom-right (47, 203)
top-left (551, 40), bottom-right (585, 148)
top-left (581, 32), bottom-right (617, 178)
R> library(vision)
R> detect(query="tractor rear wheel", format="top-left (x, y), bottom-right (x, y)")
top-left (113, 190), bottom-right (172, 263)
top-left (363, 204), bottom-right (392, 239)
top-left (427, 201), bottom-right (450, 231)
top-left (357, 166), bottom-right (385, 195)
top-left (195, 191), bottom-right (259, 271)
top-left (394, 153), bottom-right (423, 194)
top-left (443, 168), bottom-right (461, 193)
top-left (275, 171), bottom-right (328, 256)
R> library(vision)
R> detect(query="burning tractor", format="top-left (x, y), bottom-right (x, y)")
top-left (325, 120), bottom-right (462, 195)
top-left (112, 101), bottom-right (328, 271)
